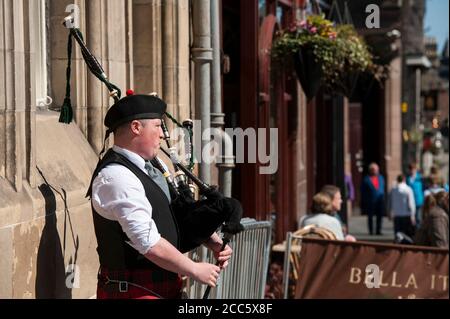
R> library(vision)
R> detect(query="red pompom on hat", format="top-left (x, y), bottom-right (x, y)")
top-left (126, 89), bottom-right (135, 96)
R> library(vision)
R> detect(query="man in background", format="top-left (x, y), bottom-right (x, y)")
top-left (361, 163), bottom-right (386, 235)
top-left (388, 175), bottom-right (416, 239)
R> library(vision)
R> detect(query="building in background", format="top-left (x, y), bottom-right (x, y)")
top-left (401, 0), bottom-right (431, 171)
top-left (421, 37), bottom-right (449, 182)
top-left (0, 0), bottom-right (192, 299)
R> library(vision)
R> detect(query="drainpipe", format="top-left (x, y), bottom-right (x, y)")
top-left (211, 0), bottom-right (234, 197)
top-left (192, 0), bottom-right (212, 184)
top-left (415, 67), bottom-right (421, 166)
top-left (191, 1), bottom-right (213, 297)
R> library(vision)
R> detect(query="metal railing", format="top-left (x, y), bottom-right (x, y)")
top-left (183, 218), bottom-right (272, 299)
top-left (282, 232), bottom-right (303, 299)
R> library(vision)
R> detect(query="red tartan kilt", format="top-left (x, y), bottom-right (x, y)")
top-left (97, 267), bottom-right (183, 299)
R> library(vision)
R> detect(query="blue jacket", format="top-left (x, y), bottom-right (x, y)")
top-left (406, 172), bottom-right (424, 207)
top-left (360, 174), bottom-right (385, 215)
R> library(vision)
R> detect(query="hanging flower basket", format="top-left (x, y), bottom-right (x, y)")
top-left (293, 46), bottom-right (323, 100)
top-left (327, 24), bottom-right (376, 98)
top-left (349, 70), bottom-right (377, 101)
top-left (271, 15), bottom-right (338, 100)
top-left (333, 70), bottom-right (360, 98)
top-left (272, 15), bottom-right (378, 99)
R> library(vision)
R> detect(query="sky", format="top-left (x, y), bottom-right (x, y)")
top-left (424, 0), bottom-right (449, 53)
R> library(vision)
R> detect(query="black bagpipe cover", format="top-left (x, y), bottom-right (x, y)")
top-left (171, 186), bottom-right (243, 253)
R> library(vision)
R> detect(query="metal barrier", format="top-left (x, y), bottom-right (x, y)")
top-left (183, 218), bottom-right (272, 299)
top-left (282, 232), bottom-right (303, 299)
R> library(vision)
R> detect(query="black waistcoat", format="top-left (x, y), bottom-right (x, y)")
top-left (86, 149), bottom-right (179, 270)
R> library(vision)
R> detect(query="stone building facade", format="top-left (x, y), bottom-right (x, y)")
top-left (0, 0), bottom-right (190, 298)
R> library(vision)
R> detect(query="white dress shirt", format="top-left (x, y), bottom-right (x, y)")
top-left (388, 182), bottom-right (416, 218)
top-left (91, 145), bottom-right (164, 255)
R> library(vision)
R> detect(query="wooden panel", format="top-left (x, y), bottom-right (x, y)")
top-left (239, 0), bottom-right (264, 220)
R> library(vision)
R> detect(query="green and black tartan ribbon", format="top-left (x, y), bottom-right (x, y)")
top-left (59, 28), bottom-right (122, 124)
top-left (58, 33), bottom-right (74, 124)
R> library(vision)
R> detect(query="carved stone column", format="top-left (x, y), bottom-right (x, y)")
top-left (84, 0), bottom-right (133, 153)
top-left (133, 0), bottom-right (163, 95)
top-left (85, 0), bottom-right (105, 153)
top-left (162, 0), bottom-right (190, 123)
top-left (1, 0), bottom-right (28, 192)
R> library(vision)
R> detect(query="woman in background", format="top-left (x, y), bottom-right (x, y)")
top-left (415, 192), bottom-right (449, 248)
top-left (300, 192), bottom-right (345, 240)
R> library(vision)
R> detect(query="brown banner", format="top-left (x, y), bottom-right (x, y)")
top-left (294, 238), bottom-right (449, 299)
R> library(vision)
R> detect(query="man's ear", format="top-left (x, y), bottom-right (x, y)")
top-left (130, 120), bottom-right (143, 135)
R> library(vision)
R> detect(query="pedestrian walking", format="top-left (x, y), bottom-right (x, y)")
top-left (388, 175), bottom-right (416, 239)
top-left (406, 162), bottom-right (424, 228)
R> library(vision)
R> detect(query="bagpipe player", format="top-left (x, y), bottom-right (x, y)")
top-left (86, 93), bottom-right (243, 299)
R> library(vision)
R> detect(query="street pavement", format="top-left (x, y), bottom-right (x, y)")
top-left (348, 215), bottom-right (395, 243)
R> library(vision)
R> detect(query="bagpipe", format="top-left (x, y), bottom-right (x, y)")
top-left (60, 16), bottom-right (244, 275)
top-left (150, 119), bottom-right (244, 254)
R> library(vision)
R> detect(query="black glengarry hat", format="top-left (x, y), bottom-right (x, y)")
top-left (104, 94), bottom-right (167, 132)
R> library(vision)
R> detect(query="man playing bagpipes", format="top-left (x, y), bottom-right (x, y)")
top-left (85, 94), bottom-right (243, 299)
top-left (60, 15), bottom-right (244, 299)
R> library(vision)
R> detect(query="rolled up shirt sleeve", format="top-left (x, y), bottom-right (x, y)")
top-left (91, 165), bottom-right (161, 255)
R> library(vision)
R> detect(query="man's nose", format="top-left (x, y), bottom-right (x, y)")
top-left (159, 127), bottom-right (165, 139)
